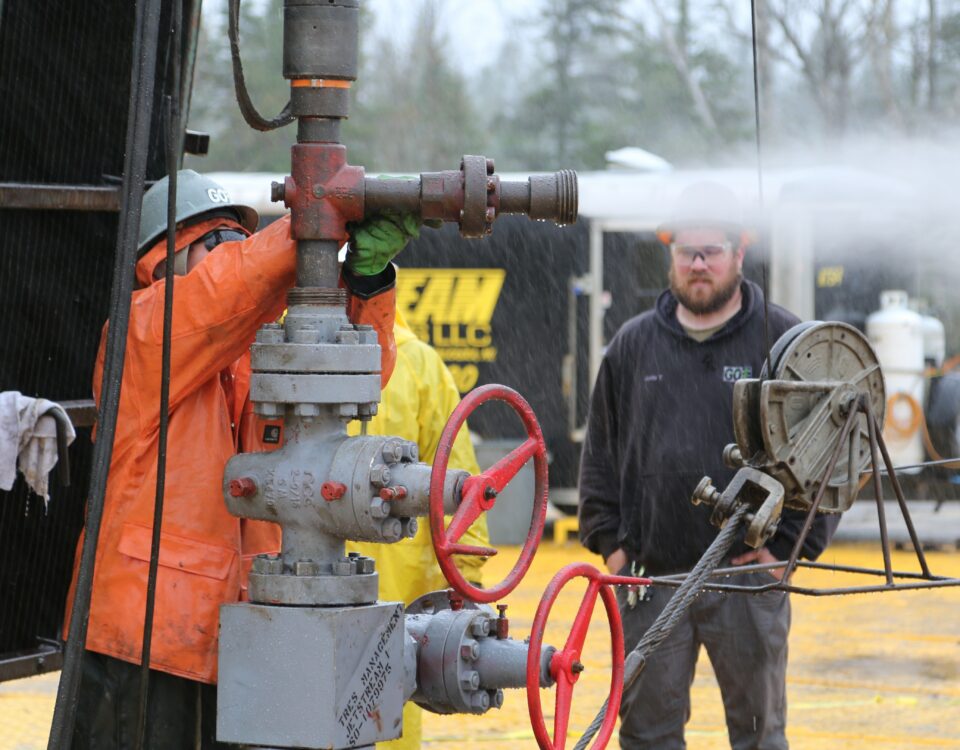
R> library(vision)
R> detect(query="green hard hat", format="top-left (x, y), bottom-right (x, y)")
top-left (137, 170), bottom-right (259, 257)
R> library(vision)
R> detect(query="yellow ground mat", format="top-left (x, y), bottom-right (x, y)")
top-left (2, 541), bottom-right (958, 749)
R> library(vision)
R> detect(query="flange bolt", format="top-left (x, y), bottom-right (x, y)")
top-left (471, 691), bottom-right (491, 712)
top-left (461, 670), bottom-right (480, 690)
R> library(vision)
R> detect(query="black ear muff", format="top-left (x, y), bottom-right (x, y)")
top-left (202, 229), bottom-right (249, 251)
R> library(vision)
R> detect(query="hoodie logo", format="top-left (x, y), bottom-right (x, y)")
top-left (723, 366), bottom-right (752, 382)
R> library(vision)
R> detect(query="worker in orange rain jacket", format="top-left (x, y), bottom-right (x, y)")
top-left (64, 170), bottom-right (420, 749)
top-left (346, 306), bottom-right (489, 750)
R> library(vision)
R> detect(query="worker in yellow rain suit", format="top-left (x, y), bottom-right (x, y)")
top-left (347, 307), bottom-right (489, 750)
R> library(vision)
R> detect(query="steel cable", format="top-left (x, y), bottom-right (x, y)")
top-left (573, 505), bottom-right (750, 750)
top-left (135, 1), bottom-right (182, 745)
top-left (47, 0), bottom-right (164, 745)
top-left (227, 0), bottom-right (293, 132)
top-left (863, 455), bottom-right (960, 474)
top-left (749, 0), bottom-right (772, 382)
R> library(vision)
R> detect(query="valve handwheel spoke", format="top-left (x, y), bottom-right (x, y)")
top-left (480, 436), bottom-right (541, 489)
top-left (430, 384), bottom-right (549, 603)
top-left (527, 563), bottom-right (650, 750)
top-left (553, 677), bottom-right (575, 746)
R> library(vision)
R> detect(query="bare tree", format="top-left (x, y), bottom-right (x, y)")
top-left (864, 0), bottom-right (906, 127)
top-left (647, 0), bottom-right (720, 136)
top-left (536, 0), bottom-right (622, 164)
top-left (928, 0), bottom-right (939, 111)
top-left (346, 0), bottom-right (484, 171)
top-left (764, 0), bottom-right (863, 135)
top-left (755, 0), bottom-right (777, 132)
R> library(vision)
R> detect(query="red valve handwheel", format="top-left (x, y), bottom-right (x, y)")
top-left (429, 383), bottom-right (548, 603)
top-left (526, 563), bottom-right (650, 750)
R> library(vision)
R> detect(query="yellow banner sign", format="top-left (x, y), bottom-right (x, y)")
top-left (398, 268), bottom-right (506, 392)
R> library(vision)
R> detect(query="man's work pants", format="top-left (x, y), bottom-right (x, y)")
top-left (617, 570), bottom-right (790, 750)
top-left (72, 650), bottom-right (234, 750)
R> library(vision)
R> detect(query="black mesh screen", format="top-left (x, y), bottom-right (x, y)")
top-left (0, 0), bottom-right (195, 677)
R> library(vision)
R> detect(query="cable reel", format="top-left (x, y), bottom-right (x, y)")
top-left (726, 321), bottom-right (886, 513)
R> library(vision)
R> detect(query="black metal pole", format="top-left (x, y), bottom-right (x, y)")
top-left (135, 1), bottom-right (182, 745)
top-left (866, 404), bottom-right (895, 585)
top-left (869, 406), bottom-right (933, 578)
top-left (48, 0), bottom-right (164, 746)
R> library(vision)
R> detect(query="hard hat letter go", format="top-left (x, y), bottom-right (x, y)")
top-left (137, 169), bottom-right (259, 257)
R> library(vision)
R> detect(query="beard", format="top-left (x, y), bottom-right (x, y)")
top-left (669, 267), bottom-right (743, 315)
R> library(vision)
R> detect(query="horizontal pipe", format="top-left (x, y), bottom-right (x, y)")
top-left (498, 180), bottom-right (530, 214)
top-left (0, 183), bottom-right (121, 212)
top-left (363, 178), bottom-right (421, 214)
top-left (60, 399), bottom-right (98, 428)
top-left (475, 638), bottom-right (555, 690)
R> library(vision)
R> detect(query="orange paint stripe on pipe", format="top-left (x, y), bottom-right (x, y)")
top-left (291, 78), bottom-right (352, 89)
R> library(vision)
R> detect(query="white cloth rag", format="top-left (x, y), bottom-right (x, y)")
top-left (0, 391), bottom-right (76, 503)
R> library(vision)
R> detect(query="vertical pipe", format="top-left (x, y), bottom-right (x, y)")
top-left (588, 220), bottom-right (604, 391)
top-left (565, 276), bottom-right (578, 437)
top-left (179, 0), bottom-right (204, 154)
top-left (296, 239), bottom-right (342, 289)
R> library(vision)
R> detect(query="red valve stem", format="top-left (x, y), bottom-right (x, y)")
top-left (228, 477), bottom-right (258, 497)
top-left (321, 481), bottom-right (347, 501)
top-left (496, 604), bottom-right (509, 639)
top-left (379, 485), bottom-right (408, 501)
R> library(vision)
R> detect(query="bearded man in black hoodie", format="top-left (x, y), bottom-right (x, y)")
top-left (578, 182), bottom-right (837, 750)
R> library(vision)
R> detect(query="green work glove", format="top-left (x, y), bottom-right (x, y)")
top-left (346, 210), bottom-right (420, 277)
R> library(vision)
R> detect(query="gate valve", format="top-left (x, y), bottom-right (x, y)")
top-left (526, 563), bottom-right (651, 750)
top-left (496, 604), bottom-right (509, 640)
top-left (430, 384), bottom-right (548, 603)
top-left (447, 589), bottom-right (465, 612)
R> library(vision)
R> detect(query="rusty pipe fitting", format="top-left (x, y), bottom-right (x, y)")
top-left (498, 170), bottom-right (578, 224)
top-left (363, 157), bottom-right (578, 238)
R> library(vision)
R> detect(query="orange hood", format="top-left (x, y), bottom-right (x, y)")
top-left (136, 216), bottom-right (248, 288)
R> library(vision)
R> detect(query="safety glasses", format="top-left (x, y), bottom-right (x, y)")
top-left (670, 241), bottom-right (733, 269)
top-left (201, 228), bottom-right (248, 251)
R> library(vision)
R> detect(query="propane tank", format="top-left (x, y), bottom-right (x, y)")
top-left (866, 291), bottom-right (925, 472)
